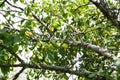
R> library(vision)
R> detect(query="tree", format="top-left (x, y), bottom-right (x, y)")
top-left (0, 0), bottom-right (120, 80)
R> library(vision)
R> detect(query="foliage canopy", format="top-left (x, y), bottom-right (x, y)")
top-left (0, 0), bottom-right (120, 80)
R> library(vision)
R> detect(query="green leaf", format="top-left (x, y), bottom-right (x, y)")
top-left (20, 0), bottom-right (24, 3)
top-left (0, 27), bottom-right (8, 34)
top-left (88, 72), bottom-right (97, 78)
top-left (115, 59), bottom-right (120, 73)
top-left (1, 67), bottom-right (10, 74)
top-left (13, 36), bottom-right (21, 43)
top-left (24, 7), bottom-right (30, 16)
top-left (115, 59), bottom-right (120, 67)
top-left (4, 35), bottom-right (19, 45)
top-left (48, 53), bottom-right (54, 61)
top-left (0, 1), bottom-right (5, 7)
top-left (13, 44), bottom-right (19, 52)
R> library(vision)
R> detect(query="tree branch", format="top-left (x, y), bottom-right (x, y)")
top-left (74, 2), bottom-right (89, 11)
top-left (90, 0), bottom-right (120, 29)
top-left (0, 63), bottom-right (88, 78)
top-left (6, 0), bottom-right (23, 11)
top-left (13, 67), bottom-right (25, 80)
top-left (0, 43), bottom-right (24, 63)
top-left (0, 62), bottom-right (112, 79)
top-left (68, 40), bottom-right (118, 60)
top-left (32, 13), bottom-right (53, 37)
top-left (5, 0), bottom-right (53, 37)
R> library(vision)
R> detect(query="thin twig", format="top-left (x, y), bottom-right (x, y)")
top-left (0, 9), bottom-right (22, 13)
top-left (5, 0), bottom-right (53, 37)
top-left (74, 2), bottom-right (89, 11)
top-left (0, 12), bottom-right (14, 28)
top-left (13, 67), bottom-right (25, 80)
top-left (32, 12), bottom-right (53, 37)
top-left (6, 0), bottom-right (23, 11)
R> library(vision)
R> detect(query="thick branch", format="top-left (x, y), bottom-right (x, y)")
top-left (0, 63), bottom-right (88, 78)
top-left (0, 62), bottom-right (112, 79)
top-left (90, 0), bottom-right (120, 29)
top-left (69, 40), bottom-right (118, 60)
top-left (0, 43), bottom-right (24, 63)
